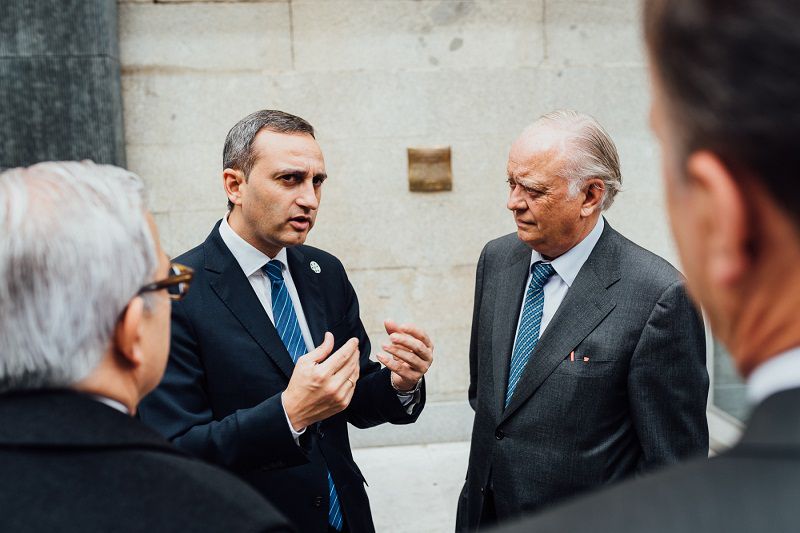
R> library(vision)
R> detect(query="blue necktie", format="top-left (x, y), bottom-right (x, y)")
top-left (505, 262), bottom-right (555, 407)
top-left (263, 259), bottom-right (344, 531)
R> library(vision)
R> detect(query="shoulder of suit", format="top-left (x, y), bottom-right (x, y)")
top-left (130, 448), bottom-right (287, 522)
top-left (607, 229), bottom-right (685, 289)
top-left (174, 242), bottom-right (205, 270)
top-left (482, 232), bottom-right (524, 258)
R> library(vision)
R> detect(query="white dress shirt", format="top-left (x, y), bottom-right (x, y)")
top-left (513, 217), bottom-right (605, 347)
top-left (747, 345), bottom-right (800, 405)
top-left (91, 395), bottom-right (130, 415)
top-left (219, 217), bottom-right (316, 354)
top-left (219, 216), bottom-right (416, 443)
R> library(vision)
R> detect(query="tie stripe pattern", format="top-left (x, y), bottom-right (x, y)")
top-left (263, 260), bottom-right (344, 531)
top-left (505, 261), bottom-right (555, 407)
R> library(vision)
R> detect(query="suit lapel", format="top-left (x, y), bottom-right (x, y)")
top-left (204, 225), bottom-right (295, 380)
top-left (491, 240), bottom-right (533, 418)
top-left (286, 247), bottom-right (327, 347)
top-left (501, 223), bottom-right (622, 423)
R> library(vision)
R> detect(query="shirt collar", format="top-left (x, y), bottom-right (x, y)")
top-left (530, 217), bottom-right (604, 287)
top-left (90, 395), bottom-right (130, 415)
top-left (219, 214), bottom-right (288, 277)
top-left (747, 345), bottom-right (800, 405)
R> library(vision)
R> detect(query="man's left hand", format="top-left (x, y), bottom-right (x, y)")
top-left (376, 319), bottom-right (434, 392)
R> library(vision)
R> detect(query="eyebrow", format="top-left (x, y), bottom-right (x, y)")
top-left (274, 168), bottom-right (328, 181)
top-left (510, 176), bottom-right (548, 190)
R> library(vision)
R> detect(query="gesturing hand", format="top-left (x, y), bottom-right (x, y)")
top-left (282, 332), bottom-right (360, 431)
top-left (376, 319), bottom-right (434, 392)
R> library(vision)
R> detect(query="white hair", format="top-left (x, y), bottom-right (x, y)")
top-left (0, 161), bottom-right (158, 392)
top-left (527, 109), bottom-right (623, 210)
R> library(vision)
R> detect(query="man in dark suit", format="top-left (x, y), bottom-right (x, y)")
top-left (494, 1), bottom-right (800, 531)
top-left (456, 110), bottom-right (709, 530)
top-left (139, 110), bottom-right (434, 533)
top-left (0, 161), bottom-right (291, 533)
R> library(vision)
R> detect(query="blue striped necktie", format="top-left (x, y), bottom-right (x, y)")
top-left (263, 259), bottom-right (344, 531)
top-left (505, 261), bottom-right (555, 407)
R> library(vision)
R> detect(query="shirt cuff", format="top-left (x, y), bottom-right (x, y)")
top-left (281, 392), bottom-right (306, 446)
top-left (394, 378), bottom-right (423, 415)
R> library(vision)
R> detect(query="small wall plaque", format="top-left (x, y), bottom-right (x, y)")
top-left (407, 146), bottom-right (452, 192)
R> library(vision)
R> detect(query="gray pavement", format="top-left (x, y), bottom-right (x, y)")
top-left (353, 441), bottom-right (470, 533)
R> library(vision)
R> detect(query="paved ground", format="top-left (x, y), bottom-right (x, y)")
top-left (352, 441), bottom-right (470, 533)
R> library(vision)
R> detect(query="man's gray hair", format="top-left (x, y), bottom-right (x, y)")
top-left (531, 109), bottom-right (622, 210)
top-left (0, 161), bottom-right (158, 392)
top-left (223, 109), bottom-right (315, 210)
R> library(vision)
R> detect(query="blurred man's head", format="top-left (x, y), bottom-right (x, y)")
top-left (222, 109), bottom-right (326, 258)
top-left (645, 0), bottom-right (800, 374)
top-left (507, 110), bottom-right (621, 259)
top-left (0, 161), bottom-right (181, 411)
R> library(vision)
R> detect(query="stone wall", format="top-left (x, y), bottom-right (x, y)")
top-left (118, 0), bottom-right (670, 445)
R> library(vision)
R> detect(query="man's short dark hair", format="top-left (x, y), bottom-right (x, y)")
top-left (222, 110), bottom-right (315, 209)
top-left (644, 0), bottom-right (800, 227)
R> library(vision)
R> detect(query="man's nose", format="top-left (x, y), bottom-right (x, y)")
top-left (507, 185), bottom-right (526, 211)
top-left (296, 180), bottom-right (319, 210)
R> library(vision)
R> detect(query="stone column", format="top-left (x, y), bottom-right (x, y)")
top-left (0, 0), bottom-right (125, 169)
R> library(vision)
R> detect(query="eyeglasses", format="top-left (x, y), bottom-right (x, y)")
top-left (137, 263), bottom-right (194, 301)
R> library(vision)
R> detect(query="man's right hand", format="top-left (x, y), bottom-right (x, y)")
top-left (282, 332), bottom-right (360, 432)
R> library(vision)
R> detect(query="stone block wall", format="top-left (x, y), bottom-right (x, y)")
top-left (118, 0), bottom-right (672, 445)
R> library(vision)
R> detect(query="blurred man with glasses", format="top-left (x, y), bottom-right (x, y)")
top-left (0, 161), bottom-right (292, 532)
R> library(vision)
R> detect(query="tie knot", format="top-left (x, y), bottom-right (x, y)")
top-left (530, 262), bottom-right (555, 288)
top-left (262, 260), bottom-right (284, 283)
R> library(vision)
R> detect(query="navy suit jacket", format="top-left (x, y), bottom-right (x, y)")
top-left (1, 390), bottom-right (292, 533)
top-left (139, 221), bottom-right (425, 533)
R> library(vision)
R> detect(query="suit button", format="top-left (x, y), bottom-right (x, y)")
top-left (480, 487), bottom-right (485, 494)
top-left (495, 429), bottom-right (505, 440)
top-left (313, 496), bottom-right (323, 508)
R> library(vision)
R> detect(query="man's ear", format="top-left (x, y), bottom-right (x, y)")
top-left (580, 178), bottom-right (605, 217)
top-left (686, 151), bottom-right (750, 287)
top-left (223, 168), bottom-right (245, 207)
top-left (113, 296), bottom-right (146, 370)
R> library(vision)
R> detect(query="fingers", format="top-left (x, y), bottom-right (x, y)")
top-left (325, 349), bottom-right (360, 401)
top-left (384, 319), bottom-right (433, 351)
top-left (381, 342), bottom-right (428, 372)
top-left (386, 332), bottom-right (432, 364)
top-left (319, 337), bottom-right (359, 376)
top-left (307, 332), bottom-right (335, 364)
top-left (384, 318), bottom-right (400, 335)
top-left (376, 352), bottom-right (407, 374)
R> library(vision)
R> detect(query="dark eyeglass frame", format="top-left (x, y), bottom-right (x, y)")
top-left (137, 263), bottom-right (194, 301)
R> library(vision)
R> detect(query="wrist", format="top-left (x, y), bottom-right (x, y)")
top-left (281, 391), bottom-right (307, 432)
top-left (390, 373), bottom-right (422, 394)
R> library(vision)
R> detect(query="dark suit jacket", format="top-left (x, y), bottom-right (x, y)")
top-left (494, 387), bottom-right (800, 533)
top-left (457, 222), bottom-right (709, 530)
top-left (0, 390), bottom-right (292, 533)
top-left (139, 222), bottom-right (425, 533)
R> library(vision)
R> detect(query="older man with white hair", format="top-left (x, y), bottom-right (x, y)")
top-left (456, 110), bottom-right (709, 531)
top-left (0, 161), bottom-right (292, 532)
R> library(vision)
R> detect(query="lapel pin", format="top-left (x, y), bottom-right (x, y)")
top-left (310, 261), bottom-right (321, 274)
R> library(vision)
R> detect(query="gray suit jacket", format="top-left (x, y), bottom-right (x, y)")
top-left (457, 222), bottom-right (709, 530)
top-left (493, 387), bottom-right (800, 533)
